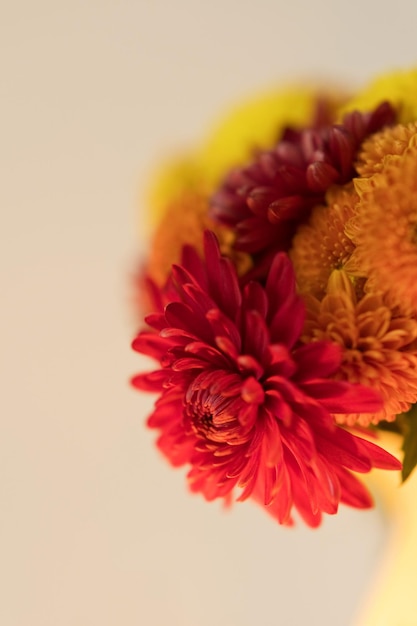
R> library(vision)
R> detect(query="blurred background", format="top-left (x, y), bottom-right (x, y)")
top-left (1, 1), bottom-right (415, 624)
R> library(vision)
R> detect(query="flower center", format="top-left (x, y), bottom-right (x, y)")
top-left (184, 371), bottom-right (256, 445)
top-left (185, 388), bottom-right (240, 443)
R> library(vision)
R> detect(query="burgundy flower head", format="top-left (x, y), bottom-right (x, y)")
top-left (210, 102), bottom-right (396, 263)
top-left (132, 231), bottom-right (400, 526)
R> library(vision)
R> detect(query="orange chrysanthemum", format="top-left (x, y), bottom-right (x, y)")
top-left (146, 189), bottom-right (251, 287)
top-left (290, 184), bottom-right (358, 297)
top-left (345, 138), bottom-right (417, 314)
top-left (302, 270), bottom-right (417, 426)
top-left (355, 121), bottom-right (417, 177)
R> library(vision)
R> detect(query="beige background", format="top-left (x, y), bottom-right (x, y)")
top-left (1, 1), bottom-right (415, 625)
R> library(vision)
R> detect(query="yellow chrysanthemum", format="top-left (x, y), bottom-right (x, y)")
top-left (145, 155), bottom-right (205, 226)
top-left (339, 67), bottom-right (417, 124)
top-left (303, 270), bottom-right (417, 426)
top-left (345, 137), bottom-right (417, 314)
top-left (290, 183), bottom-right (358, 297)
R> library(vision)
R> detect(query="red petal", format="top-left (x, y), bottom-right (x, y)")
top-left (131, 369), bottom-right (168, 391)
top-left (292, 341), bottom-right (341, 381)
top-left (203, 231), bottom-right (241, 319)
top-left (306, 161), bottom-right (339, 191)
top-left (336, 467), bottom-right (373, 509)
top-left (165, 301), bottom-right (212, 342)
top-left (354, 436), bottom-right (402, 471)
top-left (300, 380), bottom-right (383, 415)
top-left (131, 332), bottom-right (170, 360)
top-left (241, 309), bottom-right (270, 364)
top-left (315, 426), bottom-right (373, 472)
top-left (242, 281), bottom-right (268, 319)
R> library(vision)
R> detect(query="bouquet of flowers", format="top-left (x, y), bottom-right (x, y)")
top-left (131, 68), bottom-right (417, 528)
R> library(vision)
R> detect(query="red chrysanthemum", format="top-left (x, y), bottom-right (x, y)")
top-left (132, 231), bottom-right (400, 527)
top-left (210, 103), bottom-right (396, 265)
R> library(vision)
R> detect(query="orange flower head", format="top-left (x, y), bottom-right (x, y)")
top-left (345, 135), bottom-right (417, 314)
top-left (290, 184), bottom-right (358, 297)
top-left (146, 189), bottom-right (251, 288)
top-left (303, 270), bottom-right (417, 426)
top-left (356, 121), bottom-right (417, 177)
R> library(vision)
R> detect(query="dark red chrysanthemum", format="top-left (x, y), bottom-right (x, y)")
top-left (210, 102), bottom-right (396, 264)
top-left (132, 231), bottom-right (400, 526)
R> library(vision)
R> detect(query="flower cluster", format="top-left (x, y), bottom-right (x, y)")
top-left (132, 68), bottom-right (417, 526)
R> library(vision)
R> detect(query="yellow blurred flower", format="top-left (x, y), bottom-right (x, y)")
top-left (340, 67), bottom-right (417, 124)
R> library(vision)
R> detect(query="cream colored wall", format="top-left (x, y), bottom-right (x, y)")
top-left (0, 1), bottom-right (414, 625)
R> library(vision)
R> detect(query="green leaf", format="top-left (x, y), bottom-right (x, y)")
top-left (401, 403), bottom-right (417, 483)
